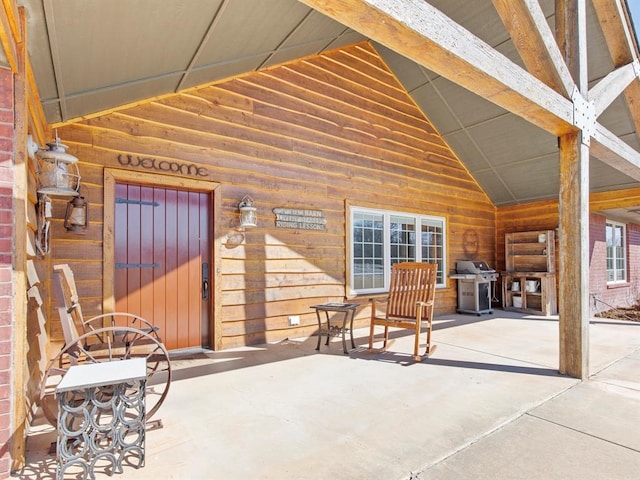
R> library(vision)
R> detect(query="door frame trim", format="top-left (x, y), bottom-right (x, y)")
top-left (104, 168), bottom-right (223, 350)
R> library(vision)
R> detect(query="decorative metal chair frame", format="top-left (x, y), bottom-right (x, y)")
top-left (39, 264), bottom-right (171, 426)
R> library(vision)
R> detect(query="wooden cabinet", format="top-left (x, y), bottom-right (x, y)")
top-left (502, 230), bottom-right (557, 315)
top-left (502, 272), bottom-right (557, 315)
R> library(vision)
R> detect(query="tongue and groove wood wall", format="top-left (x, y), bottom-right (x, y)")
top-left (55, 42), bottom-right (496, 349)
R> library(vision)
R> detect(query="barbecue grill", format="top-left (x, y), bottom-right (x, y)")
top-left (450, 261), bottom-right (499, 315)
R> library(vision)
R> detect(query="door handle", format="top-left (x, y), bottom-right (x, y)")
top-left (202, 263), bottom-right (210, 300)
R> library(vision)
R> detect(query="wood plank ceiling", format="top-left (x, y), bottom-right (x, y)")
top-left (12, 0), bottom-right (640, 212)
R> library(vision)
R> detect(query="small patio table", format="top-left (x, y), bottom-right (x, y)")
top-left (55, 358), bottom-right (147, 480)
top-left (311, 303), bottom-right (359, 354)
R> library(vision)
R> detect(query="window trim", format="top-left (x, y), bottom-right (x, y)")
top-left (605, 219), bottom-right (627, 284)
top-left (348, 206), bottom-right (447, 295)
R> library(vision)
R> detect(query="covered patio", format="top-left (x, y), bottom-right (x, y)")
top-left (22, 311), bottom-right (640, 479)
top-left (4, 0), bottom-right (640, 474)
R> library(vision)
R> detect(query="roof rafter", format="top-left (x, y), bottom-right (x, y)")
top-left (592, 123), bottom-right (640, 181)
top-left (589, 60), bottom-right (638, 116)
top-left (492, 0), bottom-right (575, 97)
top-left (592, 0), bottom-right (640, 135)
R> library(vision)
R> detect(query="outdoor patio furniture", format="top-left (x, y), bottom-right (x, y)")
top-left (311, 303), bottom-right (359, 354)
top-left (39, 263), bottom-right (171, 427)
top-left (368, 262), bottom-right (437, 361)
top-left (55, 358), bottom-right (147, 479)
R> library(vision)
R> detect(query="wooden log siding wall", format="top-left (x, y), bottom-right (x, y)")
top-left (55, 42), bottom-right (496, 349)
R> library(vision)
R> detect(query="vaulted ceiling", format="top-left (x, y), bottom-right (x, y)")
top-left (10, 0), bottom-right (640, 211)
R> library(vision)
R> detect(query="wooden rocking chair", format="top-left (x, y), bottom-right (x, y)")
top-left (368, 262), bottom-right (437, 361)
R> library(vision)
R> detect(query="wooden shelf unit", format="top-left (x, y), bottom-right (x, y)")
top-left (505, 230), bottom-right (555, 273)
top-left (502, 272), bottom-right (557, 315)
top-left (503, 230), bottom-right (557, 315)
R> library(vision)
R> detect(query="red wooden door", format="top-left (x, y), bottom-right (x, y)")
top-left (114, 183), bottom-right (211, 351)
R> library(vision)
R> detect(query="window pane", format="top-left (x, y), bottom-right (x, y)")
top-left (390, 215), bottom-right (415, 264)
top-left (352, 210), bottom-right (445, 292)
top-left (605, 221), bottom-right (626, 283)
top-left (352, 212), bottom-right (384, 291)
top-left (421, 219), bottom-right (445, 283)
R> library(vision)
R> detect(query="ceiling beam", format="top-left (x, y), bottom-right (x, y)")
top-left (298, 0), bottom-right (575, 136)
top-left (589, 61), bottom-right (639, 116)
top-left (592, 0), bottom-right (640, 141)
top-left (591, 123), bottom-right (640, 181)
top-left (592, 0), bottom-right (638, 65)
top-left (492, 0), bottom-right (575, 97)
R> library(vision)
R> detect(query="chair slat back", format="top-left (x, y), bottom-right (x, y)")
top-left (386, 262), bottom-right (437, 319)
top-left (53, 264), bottom-right (86, 345)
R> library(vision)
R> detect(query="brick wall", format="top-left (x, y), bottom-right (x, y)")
top-left (0, 66), bottom-right (14, 478)
top-left (589, 212), bottom-right (640, 315)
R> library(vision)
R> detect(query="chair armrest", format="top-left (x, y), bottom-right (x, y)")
top-left (416, 300), bottom-right (434, 307)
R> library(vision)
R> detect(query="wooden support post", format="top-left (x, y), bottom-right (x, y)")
top-left (557, 0), bottom-right (590, 379)
top-left (11, 6), bottom-right (29, 471)
top-left (558, 133), bottom-right (590, 379)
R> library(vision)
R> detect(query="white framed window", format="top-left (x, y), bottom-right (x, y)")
top-left (350, 207), bottom-right (446, 294)
top-left (606, 220), bottom-right (627, 283)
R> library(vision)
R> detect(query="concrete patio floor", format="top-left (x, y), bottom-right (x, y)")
top-left (21, 310), bottom-right (640, 479)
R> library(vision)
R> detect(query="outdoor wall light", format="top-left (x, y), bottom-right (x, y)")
top-left (238, 195), bottom-right (257, 229)
top-left (64, 195), bottom-right (88, 233)
top-left (28, 133), bottom-right (81, 197)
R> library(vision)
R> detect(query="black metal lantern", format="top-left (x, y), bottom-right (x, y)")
top-left (64, 195), bottom-right (88, 233)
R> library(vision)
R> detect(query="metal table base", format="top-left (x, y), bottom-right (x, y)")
top-left (311, 303), bottom-right (359, 354)
top-left (55, 359), bottom-right (147, 480)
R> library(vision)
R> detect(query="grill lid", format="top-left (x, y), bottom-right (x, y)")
top-left (456, 261), bottom-right (495, 274)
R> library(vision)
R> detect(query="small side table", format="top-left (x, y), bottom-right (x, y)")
top-left (311, 303), bottom-right (359, 354)
top-left (55, 358), bottom-right (147, 480)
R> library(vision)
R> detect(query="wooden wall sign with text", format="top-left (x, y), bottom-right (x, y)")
top-left (273, 208), bottom-right (326, 230)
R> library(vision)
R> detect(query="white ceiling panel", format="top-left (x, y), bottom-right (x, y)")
top-left (180, 55), bottom-right (271, 91)
top-left (63, 74), bottom-right (184, 122)
top-left (443, 131), bottom-right (492, 172)
top-left (471, 169), bottom-right (518, 206)
top-left (193, 0), bottom-right (310, 67)
top-left (466, 116), bottom-right (558, 168)
top-left (496, 157), bottom-right (560, 203)
top-left (280, 9), bottom-right (347, 47)
top-left (51, 0), bottom-right (223, 93)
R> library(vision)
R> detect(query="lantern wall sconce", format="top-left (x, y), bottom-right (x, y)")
top-left (238, 195), bottom-right (257, 229)
top-left (64, 194), bottom-right (89, 233)
top-left (28, 133), bottom-right (81, 197)
top-left (28, 132), bottom-right (88, 240)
